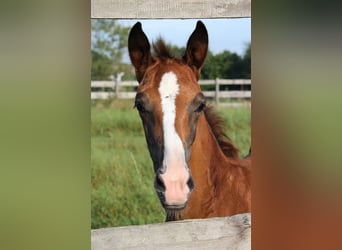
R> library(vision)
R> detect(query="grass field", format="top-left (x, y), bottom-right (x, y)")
top-left (91, 99), bottom-right (251, 229)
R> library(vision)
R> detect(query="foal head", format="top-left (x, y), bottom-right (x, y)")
top-left (128, 21), bottom-right (208, 212)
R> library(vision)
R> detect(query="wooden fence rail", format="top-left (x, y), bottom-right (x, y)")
top-left (91, 213), bottom-right (251, 250)
top-left (91, 79), bottom-right (251, 106)
top-left (91, 0), bottom-right (251, 19)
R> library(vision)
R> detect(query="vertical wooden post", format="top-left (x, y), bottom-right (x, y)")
top-left (114, 76), bottom-right (119, 97)
top-left (240, 79), bottom-right (244, 102)
top-left (115, 72), bottom-right (124, 98)
top-left (215, 78), bottom-right (219, 106)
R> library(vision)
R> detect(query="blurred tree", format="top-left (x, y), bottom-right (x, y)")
top-left (91, 20), bottom-right (131, 80)
top-left (202, 50), bottom-right (236, 79)
top-left (201, 42), bottom-right (251, 79)
top-left (91, 50), bottom-right (112, 80)
top-left (167, 44), bottom-right (185, 58)
top-left (241, 43), bottom-right (251, 78)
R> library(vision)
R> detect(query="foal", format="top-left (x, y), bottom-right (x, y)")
top-left (128, 21), bottom-right (251, 221)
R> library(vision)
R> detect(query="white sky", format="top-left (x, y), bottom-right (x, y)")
top-left (119, 18), bottom-right (251, 56)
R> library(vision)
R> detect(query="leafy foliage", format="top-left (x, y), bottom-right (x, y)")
top-left (91, 50), bottom-right (113, 80)
top-left (201, 43), bottom-right (251, 79)
top-left (91, 20), bottom-right (133, 80)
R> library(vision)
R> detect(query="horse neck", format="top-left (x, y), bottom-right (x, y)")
top-left (190, 114), bottom-right (232, 193)
top-left (186, 114), bottom-right (251, 217)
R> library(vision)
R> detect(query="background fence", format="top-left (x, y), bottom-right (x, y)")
top-left (91, 79), bottom-right (251, 106)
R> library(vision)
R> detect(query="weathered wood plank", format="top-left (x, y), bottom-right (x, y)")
top-left (217, 79), bottom-right (251, 85)
top-left (117, 92), bottom-right (136, 99)
top-left (91, 0), bottom-right (251, 19)
top-left (91, 81), bottom-right (115, 88)
top-left (91, 92), bottom-right (137, 99)
top-left (199, 79), bottom-right (251, 85)
top-left (91, 80), bottom-right (251, 88)
top-left (219, 90), bottom-right (251, 98)
top-left (91, 92), bottom-right (115, 99)
top-left (91, 213), bottom-right (251, 250)
top-left (201, 91), bottom-right (251, 99)
top-left (91, 81), bottom-right (138, 88)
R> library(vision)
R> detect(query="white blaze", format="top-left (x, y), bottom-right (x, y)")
top-left (158, 72), bottom-right (189, 205)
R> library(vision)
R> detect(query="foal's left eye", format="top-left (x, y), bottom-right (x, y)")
top-left (134, 102), bottom-right (146, 113)
top-left (195, 102), bottom-right (206, 113)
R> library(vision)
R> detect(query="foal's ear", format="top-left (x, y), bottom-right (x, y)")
top-left (128, 22), bottom-right (154, 83)
top-left (183, 21), bottom-right (208, 79)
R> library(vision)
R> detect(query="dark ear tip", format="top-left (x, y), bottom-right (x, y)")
top-left (129, 22), bottom-right (144, 43)
top-left (194, 20), bottom-right (208, 38)
top-left (196, 20), bottom-right (204, 26)
top-left (131, 22), bottom-right (142, 32)
top-left (196, 21), bottom-right (206, 29)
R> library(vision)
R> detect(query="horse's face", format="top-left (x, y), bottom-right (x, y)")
top-left (134, 64), bottom-right (206, 210)
top-left (128, 21), bottom-right (208, 211)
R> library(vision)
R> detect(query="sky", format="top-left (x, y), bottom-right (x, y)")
top-left (119, 18), bottom-right (251, 56)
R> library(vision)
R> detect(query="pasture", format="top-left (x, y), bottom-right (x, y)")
top-left (91, 98), bottom-right (250, 229)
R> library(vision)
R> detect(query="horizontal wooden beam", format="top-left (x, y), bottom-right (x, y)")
top-left (91, 80), bottom-right (138, 88)
top-left (200, 79), bottom-right (252, 85)
top-left (91, 0), bottom-right (251, 19)
top-left (203, 90), bottom-right (251, 98)
top-left (91, 213), bottom-right (251, 249)
top-left (90, 79), bottom-right (251, 88)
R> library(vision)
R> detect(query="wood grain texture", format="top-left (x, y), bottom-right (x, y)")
top-left (91, 213), bottom-right (251, 249)
top-left (91, 0), bottom-right (251, 19)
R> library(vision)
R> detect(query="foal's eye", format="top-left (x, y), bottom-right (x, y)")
top-left (195, 102), bottom-right (206, 113)
top-left (134, 102), bottom-right (146, 113)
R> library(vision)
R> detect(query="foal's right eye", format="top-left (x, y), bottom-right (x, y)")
top-left (134, 102), bottom-right (146, 113)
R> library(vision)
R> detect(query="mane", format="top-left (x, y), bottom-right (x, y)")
top-left (152, 38), bottom-right (175, 59)
top-left (204, 106), bottom-right (239, 158)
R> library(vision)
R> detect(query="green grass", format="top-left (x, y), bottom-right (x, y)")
top-left (215, 105), bottom-right (251, 157)
top-left (91, 99), bottom-right (250, 228)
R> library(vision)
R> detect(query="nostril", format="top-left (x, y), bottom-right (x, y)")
top-left (154, 174), bottom-right (166, 192)
top-left (187, 177), bottom-right (194, 191)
